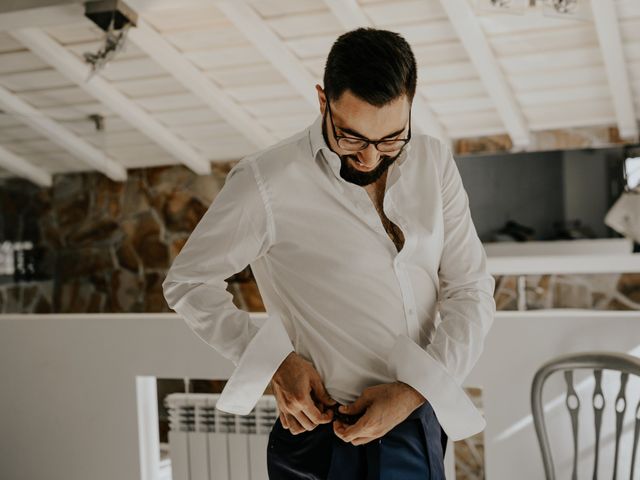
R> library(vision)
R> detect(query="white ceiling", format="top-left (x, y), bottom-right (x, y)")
top-left (0, 0), bottom-right (638, 185)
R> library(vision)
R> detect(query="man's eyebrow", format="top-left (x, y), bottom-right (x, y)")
top-left (337, 124), bottom-right (406, 140)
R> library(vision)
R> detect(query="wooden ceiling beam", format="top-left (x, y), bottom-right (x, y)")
top-left (127, 17), bottom-right (276, 148)
top-left (11, 28), bottom-right (212, 175)
top-left (0, 84), bottom-right (127, 182)
top-left (590, 0), bottom-right (638, 140)
top-left (0, 144), bottom-right (52, 187)
top-left (436, 0), bottom-right (531, 148)
top-left (217, 1), bottom-right (319, 108)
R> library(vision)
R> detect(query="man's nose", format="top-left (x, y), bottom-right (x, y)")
top-left (356, 144), bottom-right (380, 166)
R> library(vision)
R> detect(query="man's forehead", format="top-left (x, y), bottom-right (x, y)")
top-left (332, 91), bottom-right (408, 112)
top-left (330, 100), bottom-right (410, 139)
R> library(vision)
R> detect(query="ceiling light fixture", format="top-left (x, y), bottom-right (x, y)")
top-left (82, 1), bottom-right (138, 79)
top-left (477, 0), bottom-right (591, 20)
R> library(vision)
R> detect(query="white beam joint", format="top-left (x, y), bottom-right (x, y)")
top-left (0, 144), bottom-right (52, 187)
top-left (11, 28), bottom-right (211, 176)
top-left (590, 0), bottom-right (638, 140)
top-left (324, 0), bottom-right (371, 30)
top-left (0, 84), bottom-right (127, 182)
top-left (127, 18), bottom-right (276, 148)
top-left (436, 0), bottom-right (531, 148)
top-left (217, 1), bottom-right (318, 107)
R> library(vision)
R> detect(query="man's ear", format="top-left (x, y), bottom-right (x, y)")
top-left (315, 84), bottom-right (326, 115)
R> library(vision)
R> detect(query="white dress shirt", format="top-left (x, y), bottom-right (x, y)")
top-left (162, 113), bottom-right (496, 441)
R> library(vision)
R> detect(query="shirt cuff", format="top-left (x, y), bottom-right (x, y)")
top-left (386, 333), bottom-right (486, 441)
top-left (216, 312), bottom-right (294, 415)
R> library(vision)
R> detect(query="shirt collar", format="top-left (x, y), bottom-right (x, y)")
top-left (309, 112), bottom-right (331, 160)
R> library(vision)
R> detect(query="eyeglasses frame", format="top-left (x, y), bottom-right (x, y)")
top-left (325, 99), bottom-right (412, 153)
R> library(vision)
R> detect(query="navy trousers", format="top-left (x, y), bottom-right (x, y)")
top-left (266, 400), bottom-right (448, 479)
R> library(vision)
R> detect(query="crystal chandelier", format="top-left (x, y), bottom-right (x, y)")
top-left (478, 0), bottom-right (591, 20)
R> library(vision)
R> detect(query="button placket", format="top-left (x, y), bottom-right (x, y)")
top-left (394, 263), bottom-right (420, 340)
top-left (326, 151), bottom-right (420, 340)
top-left (388, 199), bottom-right (420, 341)
top-left (402, 268), bottom-right (420, 340)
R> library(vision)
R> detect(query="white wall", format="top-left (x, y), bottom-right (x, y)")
top-left (562, 149), bottom-right (612, 238)
top-left (0, 313), bottom-right (238, 480)
top-left (1, 310), bottom-right (639, 480)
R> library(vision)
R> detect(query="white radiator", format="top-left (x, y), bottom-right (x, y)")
top-left (165, 393), bottom-right (278, 480)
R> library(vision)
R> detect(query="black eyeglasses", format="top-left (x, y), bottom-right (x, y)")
top-left (326, 100), bottom-right (411, 153)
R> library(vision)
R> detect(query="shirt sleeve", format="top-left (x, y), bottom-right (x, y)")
top-left (162, 157), bottom-right (294, 415)
top-left (386, 141), bottom-right (496, 442)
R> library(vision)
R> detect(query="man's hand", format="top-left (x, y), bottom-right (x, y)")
top-left (333, 382), bottom-right (426, 446)
top-left (271, 351), bottom-right (337, 435)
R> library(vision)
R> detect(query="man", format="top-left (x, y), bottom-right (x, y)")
top-left (162, 27), bottom-right (496, 479)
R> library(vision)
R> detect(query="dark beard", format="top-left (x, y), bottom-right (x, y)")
top-left (321, 113), bottom-right (401, 187)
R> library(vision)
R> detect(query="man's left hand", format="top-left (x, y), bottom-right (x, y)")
top-left (333, 381), bottom-right (426, 446)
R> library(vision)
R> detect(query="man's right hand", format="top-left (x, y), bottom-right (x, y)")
top-left (271, 351), bottom-right (336, 435)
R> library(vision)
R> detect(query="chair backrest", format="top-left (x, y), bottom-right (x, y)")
top-left (531, 352), bottom-right (640, 480)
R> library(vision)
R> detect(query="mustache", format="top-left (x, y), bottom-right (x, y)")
top-left (344, 154), bottom-right (392, 162)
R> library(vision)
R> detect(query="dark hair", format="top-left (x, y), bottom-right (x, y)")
top-left (323, 27), bottom-right (417, 107)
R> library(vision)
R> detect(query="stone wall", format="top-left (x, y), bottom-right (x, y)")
top-left (0, 163), bottom-right (231, 313)
top-left (1, 162), bottom-right (639, 314)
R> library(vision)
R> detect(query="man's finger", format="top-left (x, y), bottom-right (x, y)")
top-left (339, 396), bottom-right (368, 415)
top-left (301, 396), bottom-right (333, 424)
top-left (293, 409), bottom-right (317, 431)
top-left (336, 414), bottom-right (370, 442)
top-left (279, 412), bottom-right (288, 429)
top-left (285, 413), bottom-right (305, 433)
top-left (350, 436), bottom-right (377, 446)
top-left (311, 378), bottom-right (337, 408)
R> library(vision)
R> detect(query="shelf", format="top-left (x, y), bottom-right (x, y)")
top-left (487, 253), bottom-right (640, 275)
top-left (484, 238), bottom-right (640, 274)
top-left (484, 238), bottom-right (632, 256)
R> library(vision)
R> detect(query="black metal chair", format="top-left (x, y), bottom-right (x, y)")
top-left (531, 352), bottom-right (640, 480)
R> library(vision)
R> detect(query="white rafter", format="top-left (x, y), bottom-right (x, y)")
top-left (10, 28), bottom-right (212, 175)
top-left (217, 1), bottom-right (318, 107)
top-left (590, 0), bottom-right (638, 140)
top-left (0, 144), bottom-right (52, 187)
top-left (127, 18), bottom-right (276, 148)
top-left (436, 0), bottom-right (531, 148)
top-left (0, 84), bottom-right (127, 182)
top-left (323, 0), bottom-right (448, 141)
top-left (324, 0), bottom-right (370, 30)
